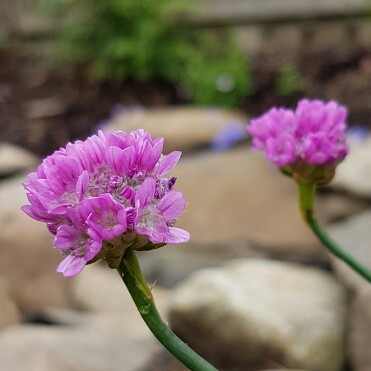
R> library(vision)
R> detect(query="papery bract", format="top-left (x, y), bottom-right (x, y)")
top-left (22, 129), bottom-right (189, 277)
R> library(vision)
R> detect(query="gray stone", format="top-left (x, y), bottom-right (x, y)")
top-left (139, 239), bottom-right (329, 289)
top-left (0, 143), bottom-right (39, 177)
top-left (0, 175), bottom-right (73, 311)
top-left (332, 136), bottom-right (371, 198)
top-left (0, 277), bottom-right (21, 330)
top-left (42, 305), bottom-right (160, 343)
top-left (174, 148), bottom-right (323, 254)
top-left (315, 192), bottom-right (369, 224)
top-left (348, 290), bottom-right (371, 371)
top-left (106, 106), bottom-right (247, 153)
top-left (328, 211), bottom-right (371, 292)
top-left (169, 259), bottom-right (348, 371)
top-left (0, 324), bottom-right (158, 371)
top-left (24, 97), bottom-right (66, 119)
top-left (72, 263), bottom-right (169, 318)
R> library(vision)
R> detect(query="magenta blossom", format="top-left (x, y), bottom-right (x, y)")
top-left (135, 178), bottom-right (189, 244)
top-left (22, 130), bottom-right (190, 277)
top-left (247, 99), bottom-right (349, 168)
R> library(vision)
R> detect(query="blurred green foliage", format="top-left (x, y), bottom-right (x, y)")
top-left (38, 0), bottom-right (251, 107)
top-left (275, 62), bottom-right (305, 96)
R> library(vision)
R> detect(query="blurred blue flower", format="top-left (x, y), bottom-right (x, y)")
top-left (212, 122), bottom-right (248, 151)
top-left (347, 125), bottom-right (369, 143)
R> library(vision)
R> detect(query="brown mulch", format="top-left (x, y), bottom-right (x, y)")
top-left (1, 43), bottom-right (371, 157)
top-left (0, 47), bottom-right (179, 157)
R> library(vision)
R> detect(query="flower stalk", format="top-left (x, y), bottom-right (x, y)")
top-left (298, 183), bottom-right (371, 283)
top-left (117, 249), bottom-right (218, 371)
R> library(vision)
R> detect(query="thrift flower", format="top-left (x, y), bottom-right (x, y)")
top-left (22, 130), bottom-right (189, 277)
top-left (247, 99), bottom-right (349, 184)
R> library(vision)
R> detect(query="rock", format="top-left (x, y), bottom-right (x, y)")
top-left (24, 97), bottom-right (66, 119)
top-left (328, 211), bottom-right (371, 293)
top-left (41, 266), bottom-right (171, 341)
top-left (106, 106), bottom-right (247, 153)
top-left (0, 143), bottom-right (39, 177)
top-left (0, 175), bottom-right (72, 311)
top-left (332, 136), bottom-right (371, 198)
top-left (169, 259), bottom-right (348, 371)
top-left (0, 324), bottom-right (159, 371)
top-left (348, 290), bottom-right (371, 371)
top-left (73, 263), bottom-right (169, 317)
top-left (42, 304), bottom-right (161, 342)
top-left (315, 192), bottom-right (369, 224)
top-left (174, 148), bottom-right (323, 254)
top-left (72, 263), bottom-right (131, 312)
top-left (139, 239), bottom-right (329, 290)
top-left (0, 277), bottom-right (21, 330)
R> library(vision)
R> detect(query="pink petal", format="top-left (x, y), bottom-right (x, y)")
top-left (150, 227), bottom-right (190, 244)
top-left (76, 170), bottom-right (89, 199)
top-left (156, 151), bottom-right (181, 176)
top-left (55, 225), bottom-right (80, 249)
top-left (157, 190), bottom-right (186, 220)
top-left (140, 139), bottom-right (164, 171)
top-left (165, 227), bottom-right (190, 244)
top-left (136, 178), bottom-right (155, 207)
top-left (56, 255), bottom-right (86, 277)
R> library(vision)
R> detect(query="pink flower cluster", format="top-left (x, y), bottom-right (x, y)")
top-left (247, 99), bottom-right (349, 167)
top-left (22, 130), bottom-right (190, 277)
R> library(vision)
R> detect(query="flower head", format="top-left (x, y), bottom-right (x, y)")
top-left (247, 99), bottom-right (349, 184)
top-left (22, 130), bottom-right (189, 277)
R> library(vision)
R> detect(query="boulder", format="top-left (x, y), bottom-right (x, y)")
top-left (0, 143), bottom-right (39, 178)
top-left (0, 324), bottom-right (158, 371)
top-left (169, 259), bottom-right (348, 371)
top-left (72, 263), bottom-right (169, 317)
top-left (0, 277), bottom-right (21, 330)
top-left (327, 210), bottom-right (371, 370)
top-left (138, 239), bottom-right (329, 290)
top-left (328, 210), bottom-right (371, 292)
top-left (174, 148), bottom-right (322, 253)
top-left (332, 135), bottom-right (371, 198)
top-left (0, 175), bottom-right (72, 311)
top-left (106, 106), bottom-right (247, 153)
top-left (348, 290), bottom-right (371, 371)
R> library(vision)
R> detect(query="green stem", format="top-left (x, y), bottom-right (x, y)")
top-left (298, 182), bottom-right (316, 222)
top-left (307, 217), bottom-right (371, 282)
top-left (117, 249), bottom-right (218, 371)
top-left (298, 183), bottom-right (371, 283)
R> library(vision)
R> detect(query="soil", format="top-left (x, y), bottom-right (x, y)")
top-left (1, 43), bottom-right (371, 157)
top-left (0, 46), bottom-right (179, 157)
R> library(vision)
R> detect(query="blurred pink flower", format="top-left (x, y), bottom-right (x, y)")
top-left (247, 99), bottom-right (348, 167)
